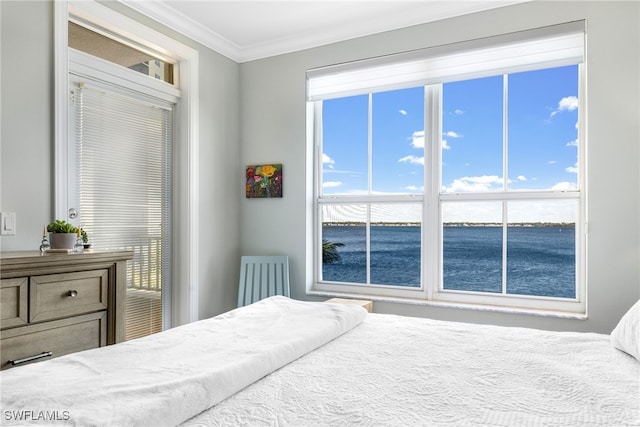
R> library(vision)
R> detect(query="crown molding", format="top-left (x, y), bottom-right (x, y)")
top-left (119, 0), bottom-right (244, 61)
top-left (118, 1), bottom-right (529, 63)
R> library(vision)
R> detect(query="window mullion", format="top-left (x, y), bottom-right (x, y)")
top-left (366, 205), bottom-right (371, 285)
top-left (366, 94), bottom-right (373, 285)
top-left (502, 74), bottom-right (509, 295)
top-left (314, 101), bottom-right (324, 284)
top-left (503, 73), bottom-right (509, 191)
top-left (427, 84), bottom-right (442, 299)
top-left (368, 93), bottom-right (373, 195)
top-left (502, 202), bottom-right (508, 295)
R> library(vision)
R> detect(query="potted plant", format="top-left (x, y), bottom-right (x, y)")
top-left (47, 220), bottom-right (88, 249)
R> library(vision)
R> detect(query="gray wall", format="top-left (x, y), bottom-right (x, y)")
top-left (0, 0), bottom-right (241, 321)
top-left (239, 1), bottom-right (640, 333)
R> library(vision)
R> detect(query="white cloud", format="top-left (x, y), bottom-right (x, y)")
top-left (551, 181), bottom-right (577, 191)
top-left (399, 109), bottom-right (407, 116)
top-left (566, 138), bottom-right (578, 147)
top-left (322, 181), bottom-right (342, 188)
top-left (322, 153), bottom-right (335, 169)
top-left (442, 175), bottom-right (503, 193)
top-left (550, 96), bottom-right (578, 117)
top-left (548, 160), bottom-right (557, 165)
top-left (565, 162), bottom-right (578, 174)
top-left (517, 175), bottom-right (527, 181)
top-left (399, 155), bottom-right (424, 165)
top-left (411, 130), bottom-right (424, 148)
top-left (559, 96), bottom-right (578, 111)
top-left (405, 185), bottom-right (422, 191)
top-left (444, 131), bottom-right (463, 138)
top-left (410, 130), bottom-right (453, 150)
top-left (454, 109), bottom-right (464, 115)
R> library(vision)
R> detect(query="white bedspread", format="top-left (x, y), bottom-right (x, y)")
top-left (183, 313), bottom-right (640, 427)
top-left (0, 296), bottom-right (367, 426)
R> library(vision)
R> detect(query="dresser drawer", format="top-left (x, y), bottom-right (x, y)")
top-left (30, 270), bottom-right (109, 322)
top-left (0, 278), bottom-right (28, 328)
top-left (0, 311), bottom-right (107, 370)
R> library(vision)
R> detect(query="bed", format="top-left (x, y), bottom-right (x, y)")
top-left (1, 296), bottom-right (638, 426)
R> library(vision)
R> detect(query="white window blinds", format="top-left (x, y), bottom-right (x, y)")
top-left (74, 83), bottom-right (172, 341)
top-left (307, 20), bottom-right (585, 101)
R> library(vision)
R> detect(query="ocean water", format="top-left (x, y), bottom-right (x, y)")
top-left (322, 225), bottom-right (576, 299)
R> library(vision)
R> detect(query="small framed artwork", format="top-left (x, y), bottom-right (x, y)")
top-left (246, 164), bottom-right (283, 198)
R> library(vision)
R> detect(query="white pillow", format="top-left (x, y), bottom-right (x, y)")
top-left (611, 299), bottom-right (640, 361)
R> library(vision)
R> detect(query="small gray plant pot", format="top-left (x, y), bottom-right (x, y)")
top-left (49, 233), bottom-right (78, 249)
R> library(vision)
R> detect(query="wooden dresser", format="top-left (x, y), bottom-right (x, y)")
top-left (0, 250), bottom-right (132, 370)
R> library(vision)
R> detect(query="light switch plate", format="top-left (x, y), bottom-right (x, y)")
top-left (1, 212), bottom-right (16, 235)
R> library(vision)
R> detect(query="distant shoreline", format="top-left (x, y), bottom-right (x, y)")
top-left (323, 222), bottom-right (575, 227)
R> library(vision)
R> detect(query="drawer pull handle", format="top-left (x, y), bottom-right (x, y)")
top-left (9, 351), bottom-right (53, 366)
top-left (68, 290), bottom-right (78, 298)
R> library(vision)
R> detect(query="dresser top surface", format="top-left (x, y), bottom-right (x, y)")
top-left (1, 250), bottom-right (134, 270)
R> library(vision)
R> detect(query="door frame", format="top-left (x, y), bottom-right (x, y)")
top-left (54, 0), bottom-right (200, 327)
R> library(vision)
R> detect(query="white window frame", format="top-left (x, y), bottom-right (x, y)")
top-left (54, 0), bottom-right (200, 326)
top-left (308, 22), bottom-right (586, 315)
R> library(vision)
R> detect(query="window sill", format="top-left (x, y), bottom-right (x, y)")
top-left (307, 290), bottom-right (588, 320)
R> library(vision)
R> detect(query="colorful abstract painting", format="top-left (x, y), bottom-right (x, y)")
top-left (246, 164), bottom-right (283, 198)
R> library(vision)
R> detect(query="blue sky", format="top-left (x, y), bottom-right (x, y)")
top-left (321, 65), bottom-right (579, 222)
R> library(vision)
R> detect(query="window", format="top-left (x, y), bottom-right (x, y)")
top-left (309, 22), bottom-right (585, 314)
top-left (68, 21), bottom-right (174, 84)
